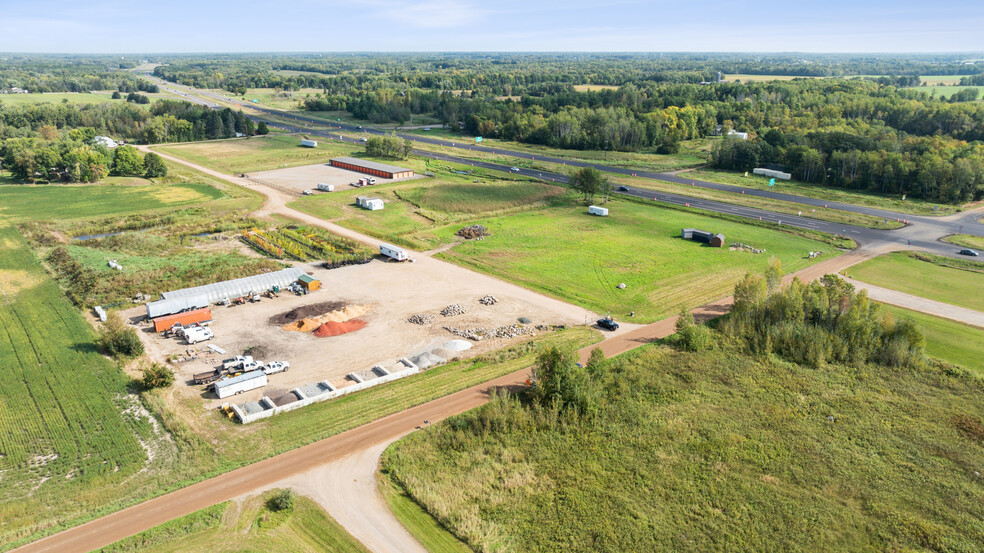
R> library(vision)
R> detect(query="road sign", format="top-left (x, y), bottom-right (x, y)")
top-left (476, 137), bottom-right (482, 143)
top-left (769, 178), bottom-right (775, 186)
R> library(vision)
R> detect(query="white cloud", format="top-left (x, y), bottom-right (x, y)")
top-left (368, 0), bottom-right (491, 29)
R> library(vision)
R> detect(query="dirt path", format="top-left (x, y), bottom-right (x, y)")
top-left (844, 277), bottom-right (984, 328)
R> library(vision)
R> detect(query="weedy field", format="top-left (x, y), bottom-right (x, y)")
top-left (846, 251), bottom-right (984, 312)
top-left (96, 492), bottom-right (368, 553)
top-left (154, 134), bottom-right (362, 174)
top-left (383, 343), bottom-right (984, 553)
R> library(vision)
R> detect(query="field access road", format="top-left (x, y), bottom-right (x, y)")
top-left (142, 75), bottom-right (984, 263)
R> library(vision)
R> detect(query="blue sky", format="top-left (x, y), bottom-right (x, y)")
top-left (0, 0), bottom-right (981, 53)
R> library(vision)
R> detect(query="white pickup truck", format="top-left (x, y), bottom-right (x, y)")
top-left (242, 360), bottom-right (265, 372)
top-left (221, 355), bottom-right (254, 370)
top-left (263, 361), bottom-right (290, 375)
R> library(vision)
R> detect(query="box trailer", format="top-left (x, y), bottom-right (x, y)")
top-left (212, 370), bottom-right (267, 398)
top-left (153, 307), bottom-right (213, 332)
top-left (588, 205), bottom-right (609, 216)
top-left (380, 243), bottom-right (409, 261)
top-left (301, 139), bottom-right (317, 148)
top-left (317, 183), bottom-right (335, 192)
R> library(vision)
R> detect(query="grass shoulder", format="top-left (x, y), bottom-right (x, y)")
top-left (845, 251), bottom-right (984, 312)
top-left (942, 233), bottom-right (984, 251)
top-left (879, 303), bottom-right (984, 376)
top-left (378, 475), bottom-right (472, 553)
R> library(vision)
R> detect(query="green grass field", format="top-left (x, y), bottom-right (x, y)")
top-left (688, 168), bottom-right (958, 216)
top-left (384, 344), bottom-right (984, 553)
top-left (846, 251), bottom-right (984, 312)
top-left (154, 134), bottom-right (361, 174)
top-left (924, 85), bottom-right (984, 100)
top-left (97, 493), bottom-right (368, 553)
top-left (0, 183), bottom-right (224, 224)
top-left (879, 304), bottom-right (984, 374)
top-left (435, 198), bottom-right (837, 322)
top-left (0, 92), bottom-right (116, 106)
top-left (379, 477), bottom-right (471, 553)
top-left (943, 233), bottom-right (984, 251)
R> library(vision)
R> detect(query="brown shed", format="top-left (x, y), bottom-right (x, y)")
top-left (298, 274), bottom-right (321, 291)
top-left (709, 233), bottom-right (725, 248)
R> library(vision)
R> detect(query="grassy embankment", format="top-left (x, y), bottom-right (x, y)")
top-left (879, 304), bottom-right (984, 375)
top-left (943, 233), bottom-right (984, 251)
top-left (686, 168), bottom-right (961, 216)
top-left (383, 342), bottom-right (984, 553)
top-left (845, 251), bottom-right (984, 312)
top-left (96, 492), bottom-right (368, 553)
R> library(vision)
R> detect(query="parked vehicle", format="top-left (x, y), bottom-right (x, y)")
top-left (184, 326), bottom-right (214, 344)
top-left (597, 317), bottom-right (619, 331)
top-left (222, 355), bottom-right (254, 370)
top-left (263, 361), bottom-right (290, 375)
top-left (380, 243), bottom-right (410, 261)
top-left (193, 370), bottom-right (223, 385)
top-left (302, 189), bottom-right (314, 196)
top-left (617, 186), bottom-right (629, 191)
top-left (211, 370), bottom-right (267, 398)
top-left (959, 249), bottom-right (979, 256)
top-left (367, 177), bottom-right (377, 185)
top-left (510, 167), bottom-right (520, 172)
top-left (242, 360), bottom-right (265, 371)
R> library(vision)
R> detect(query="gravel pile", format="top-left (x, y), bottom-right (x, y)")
top-left (431, 347), bottom-right (455, 358)
top-left (443, 324), bottom-right (536, 341)
top-left (411, 351), bottom-right (446, 369)
top-left (407, 313), bottom-right (436, 325)
top-left (478, 295), bottom-right (498, 306)
top-left (441, 304), bottom-right (466, 317)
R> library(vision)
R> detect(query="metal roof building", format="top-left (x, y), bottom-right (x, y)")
top-left (146, 293), bottom-right (210, 319)
top-left (330, 157), bottom-right (414, 179)
top-left (160, 267), bottom-right (305, 304)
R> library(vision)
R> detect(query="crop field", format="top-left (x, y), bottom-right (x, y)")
top-left (384, 344), bottom-right (984, 553)
top-left (398, 182), bottom-right (567, 216)
top-left (435, 198), bottom-right (837, 322)
top-left (0, 183), bottom-right (224, 224)
top-left (98, 493), bottom-right (368, 553)
top-left (847, 251), bottom-right (984, 312)
top-left (241, 225), bottom-right (374, 264)
top-left (687, 168), bottom-right (956, 216)
top-left (0, 226), bottom-right (159, 542)
top-left (0, 92), bottom-right (116, 106)
top-left (924, 85), bottom-right (984, 100)
top-left (154, 135), bottom-right (361, 175)
top-left (879, 304), bottom-right (984, 375)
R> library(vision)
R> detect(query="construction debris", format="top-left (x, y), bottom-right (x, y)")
top-left (443, 323), bottom-right (536, 341)
top-left (730, 242), bottom-right (766, 254)
top-left (456, 224), bottom-right (490, 240)
top-left (478, 295), bottom-right (498, 306)
top-left (440, 304), bottom-right (466, 317)
top-left (407, 313), bottom-right (436, 325)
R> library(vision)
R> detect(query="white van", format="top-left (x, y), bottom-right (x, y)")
top-left (184, 326), bottom-right (214, 344)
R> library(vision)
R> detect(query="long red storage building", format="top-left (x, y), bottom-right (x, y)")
top-left (153, 308), bottom-right (213, 332)
top-left (330, 157), bottom-right (414, 179)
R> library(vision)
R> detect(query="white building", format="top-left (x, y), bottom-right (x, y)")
top-left (93, 136), bottom-right (118, 148)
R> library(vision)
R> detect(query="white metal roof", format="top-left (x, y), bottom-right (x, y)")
top-left (332, 157), bottom-right (412, 174)
top-left (214, 370), bottom-right (266, 392)
top-left (146, 293), bottom-right (210, 319)
top-left (161, 267), bottom-right (304, 304)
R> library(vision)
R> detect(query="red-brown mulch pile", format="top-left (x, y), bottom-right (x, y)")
top-left (312, 319), bottom-right (368, 337)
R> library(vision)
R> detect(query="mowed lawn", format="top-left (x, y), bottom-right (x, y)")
top-left (0, 183), bottom-right (223, 224)
top-left (154, 134), bottom-right (361, 174)
top-left (437, 199), bottom-right (837, 322)
top-left (847, 252), bottom-right (984, 312)
top-left (880, 304), bottom-right (984, 375)
top-left (97, 494), bottom-right (368, 553)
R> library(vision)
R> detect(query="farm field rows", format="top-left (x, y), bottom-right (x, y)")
top-left (846, 251), bottom-right (984, 312)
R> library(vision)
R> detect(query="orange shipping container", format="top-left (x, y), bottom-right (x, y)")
top-left (153, 308), bottom-right (213, 332)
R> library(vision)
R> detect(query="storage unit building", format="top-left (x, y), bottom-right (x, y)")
top-left (153, 307), bottom-right (213, 332)
top-left (588, 205), bottom-right (609, 216)
top-left (213, 370), bottom-right (268, 399)
top-left (298, 274), bottom-right (321, 291)
top-left (709, 233), bottom-right (726, 248)
top-left (159, 267), bottom-right (305, 304)
top-left (681, 228), bottom-right (715, 243)
top-left (380, 243), bottom-right (409, 261)
top-left (301, 139), bottom-right (318, 148)
top-left (330, 157), bottom-right (414, 179)
top-left (146, 292), bottom-right (210, 319)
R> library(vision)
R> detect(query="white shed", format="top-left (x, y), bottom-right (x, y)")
top-left (364, 198), bottom-right (384, 211)
top-left (301, 139), bottom-right (318, 148)
top-left (588, 205), bottom-right (609, 217)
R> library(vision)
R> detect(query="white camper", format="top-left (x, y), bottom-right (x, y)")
top-left (213, 370), bottom-right (267, 399)
top-left (588, 205), bottom-right (609, 217)
top-left (379, 243), bottom-right (409, 261)
top-left (363, 198), bottom-right (384, 210)
top-left (317, 183), bottom-right (335, 192)
top-left (300, 139), bottom-right (317, 148)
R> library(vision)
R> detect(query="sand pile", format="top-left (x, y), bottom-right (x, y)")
top-left (313, 319), bottom-right (367, 337)
top-left (316, 304), bottom-right (371, 323)
top-left (282, 318), bottom-right (321, 332)
top-left (270, 301), bottom-right (347, 325)
top-left (431, 347), bottom-right (455, 359)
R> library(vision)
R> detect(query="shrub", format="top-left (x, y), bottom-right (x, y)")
top-left (269, 489), bottom-right (295, 512)
top-left (143, 152), bottom-right (167, 178)
top-left (141, 363), bottom-right (174, 390)
top-left (99, 312), bottom-right (145, 358)
top-left (678, 324), bottom-right (713, 352)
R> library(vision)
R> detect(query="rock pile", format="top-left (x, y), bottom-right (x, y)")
top-left (456, 224), bottom-right (490, 240)
top-left (443, 324), bottom-right (536, 341)
top-left (407, 313), bottom-right (436, 325)
top-left (440, 304), bottom-right (466, 317)
top-left (478, 295), bottom-right (498, 306)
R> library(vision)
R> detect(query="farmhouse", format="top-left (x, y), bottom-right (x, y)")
top-left (331, 157), bottom-right (414, 179)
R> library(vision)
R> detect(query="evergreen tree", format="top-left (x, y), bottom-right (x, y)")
top-left (143, 152), bottom-right (167, 178)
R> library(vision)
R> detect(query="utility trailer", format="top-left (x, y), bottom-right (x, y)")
top-left (193, 370), bottom-right (223, 385)
top-left (379, 243), bottom-right (409, 262)
top-left (211, 370), bottom-right (267, 398)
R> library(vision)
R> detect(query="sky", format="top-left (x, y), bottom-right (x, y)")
top-left (0, 0), bottom-right (982, 53)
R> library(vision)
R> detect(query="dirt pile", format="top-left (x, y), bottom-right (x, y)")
top-left (313, 319), bottom-right (368, 337)
top-left (269, 301), bottom-right (347, 325)
top-left (441, 304), bottom-right (466, 317)
top-left (282, 318), bottom-right (321, 332)
top-left (456, 224), bottom-right (490, 240)
top-left (317, 304), bottom-right (371, 323)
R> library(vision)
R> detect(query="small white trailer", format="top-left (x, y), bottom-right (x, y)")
top-left (317, 183), bottom-right (335, 192)
top-left (300, 139), bottom-right (317, 148)
top-left (379, 243), bottom-right (409, 261)
top-left (213, 370), bottom-right (267, 399)
top-left (364, 198), bottom-right (384, 210)
top-left (588, 205), bottom-right (609, 216)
